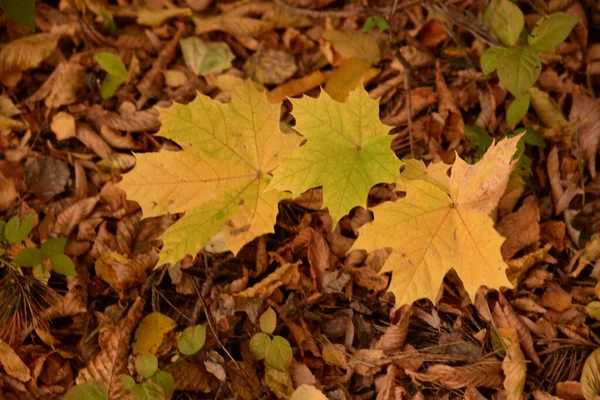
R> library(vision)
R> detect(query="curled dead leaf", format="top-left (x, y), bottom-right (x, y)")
top-left (408, 359), bottom-right (504, 389)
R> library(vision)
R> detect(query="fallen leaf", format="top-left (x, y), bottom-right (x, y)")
top-left (95, 251), bottom-right (147, 295)
top-left (180, 37), bottom-right (235, 76)
top-left (496, 196), bottom-right (540, 259)
top-left (119, 82), bottom-right (301, 265)
top-left (194, 15), bottom-right (273, 36)
top-left (165, 360), bottom-right (211, 393)
top-left (581, 348), bottom-right (600, 400)
top-left (499, 328), bottom-right (526, 400)
top-left (0, 32), bottom-right (59, 76)
top-left (132, 312), bottom-right (176, 354)
top-left (324, 58), bottom-right (374, 102)
top-left (569, 92), bottom-right (600, 178)
top-left (245, 48), bottom-right (298, 85)
top-left (24, 156), bottom-right (70, 200)
top-left (267, 70), bottom-right (326, 103)
top-left (291, 385), bottom-right (327, 400)
top-left (270, 85), bottom-right (403, 223)
top-left (50, 112), bottom-right (77, 141)
top-left (0, 340), bottom-right (30, 382)
top-left (408, 359), bottom-right (504, 389)
top-left (322, 30), bottom-right (381, 64)
top-left (137, 7), bottom-right (192, 26)
top-left (353, 136), bottom-right (521, 305)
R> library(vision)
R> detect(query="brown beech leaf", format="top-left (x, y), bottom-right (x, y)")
top-left (24, 156), bottom-right (70, 201)
top-left (0, 33), bottom-right (59, 76)
top-left (408, 359), bottom-right (504, 389)
top-left (499, 328), bottom-right (526, 400)
top-left (496, 196), bottom-right (541, 259)
top-left (165, 360), bottom-right (212, 393)
top-left (569, 92), bottom-right (600, 178)
top-left (76, 297), bottom-right (144, 398)
top-left (245, 48), bottom-right (298, 85)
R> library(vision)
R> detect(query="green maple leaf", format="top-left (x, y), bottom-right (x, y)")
top-left (269, 85), bottom-right (403, 222)
top-left (119, 82), bottom-right (301, 266)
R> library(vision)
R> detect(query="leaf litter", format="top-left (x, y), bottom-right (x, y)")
top-left (0, 0), bottom-right (599, 399)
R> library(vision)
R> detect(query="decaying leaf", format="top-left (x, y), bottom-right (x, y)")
top-left (353, 136), bottom-right (522, 306)
top-left (0, 340), bottom-right (30, 382)
top-left (137, 7), bottom-right (192, 26)
top-left (499, 328), bottom-right (526, 400)
top-left (132, 312), bottom-right (176, 354)
top-left (0, 33), bottom-right (59, 76)
top-left (180, 37), bottom-right (235, 76)
top-left (270, 85), bottom-right (403, 223)
top-left (408, 359), bottom-right (504, 389)
top-left (119, 81), bottom-right (301, 265)
top-left (245, 48), bottom-right (298, 85)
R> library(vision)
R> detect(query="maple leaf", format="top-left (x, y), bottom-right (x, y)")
top-left (119, 82), bottom-right (300, 266)
top-left (352, 135), bottom-right (522, 306)
top-left (269, 85), bottom-right (403, 223)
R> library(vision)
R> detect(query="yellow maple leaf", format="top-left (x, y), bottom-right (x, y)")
top-left (352, 135), bottom-right (522, 306)
top-left (119, 81), bottom-right (301, 266)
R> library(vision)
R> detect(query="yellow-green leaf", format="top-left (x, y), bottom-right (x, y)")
top-left (497, 47), bottom-right (541, 97)
top-left (119, 81), bottom-right (301, 266)
top-left (353, 135), bottom-right (522, 306)
top-left (177, 324), bottom-right (207, 355)
top-left (136, 352), bottom-right (158, 379)
top-left (265, 335), bottom-right (292, 372)
top-left (506, 93), bottom-right (531, 126)
top-left (587, 302), bottom-right (600, 320)
top-left (132, 312), bottom-right (176, 354)
top-left (528, 12), bottom-right (579, 53)
top-left (481, 46), bottom-right (506, 76)
top-left (269, 85), bottom-right (403, 223)
top-left (582, 348), bottom-right (600, 400)
top-left (180, 37), bottom-right (235, 76)
top-left (324, 58), bottom-right (372, 102)
top-left (250, 332), bottom-right (271, 361)
top-left (490, 0), bottom-right (524, 46)
top-left (259, 307), bottom-right (277, 334)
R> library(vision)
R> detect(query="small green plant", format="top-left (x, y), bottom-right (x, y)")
top-left (250, 307), bottom-right (294, 396)
top-left (94, 52), bottom-right (128, 99)
top-left (65, 323), bottom-right (207, 399)
top-left (363, 16), bottom-right (389, 33)
top-left (464, 125), bottom-right (545, 182)
top-left (0, 213), bottom-right (76, 278)
top-left (0, 0), bottom-right (35, 30)
top-left (101, 11), bottom-right (118, 34)
top-left (481, 0), bottom-right (578, 125)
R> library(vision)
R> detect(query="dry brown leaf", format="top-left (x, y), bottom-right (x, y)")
top-left (194, 15), bottom-right (273, 36)
top-left (324, 58), bottom-right (376, 102)
top-left (245, 48), bottom-right (298, 85)
top-left (376, 365), bottom-right (409, 400)
top-left (499, 328), bottom-right (526, 400)
top-left (289, 362), bottom-right (317, 387)
top-left (99, 107), bottom-right (160, 133)
top-left (350, 349), bottom-right (386, 376)
top-left (24, 156), bottom-right (70, 201)
top-left (47, 274), bottom-right (87, 319)
top-left (375, 306), bottom-right (411, 351)
top-left (268, 71), bottom-right (326, 103)
top-left (493, 301), bottom-right (541, 366)
top-left (75, 122), bottom-right (113, 159)
top-left (322, 343), bottom-right (347, 367)
top-left (137, 7), bottom-right (192, 26)
top-left (0, 33), bottom-right (59, 76)
top-left (540, 283), bottom-right (573, 312)
top-left (0, 341), bottom-right (30, 383)
top-left (569, 92), bottom-right (600, 178)
top-left (532, 391), bottom-right (563, 400)
top-left (496, 197), bottom-right (541, 259)
top-left (0, 171), bottom-right (18, 211)
top-left (408, 359), bottom-right (504, 389)
top-left (434, 60), bottom-right (464, 142)
top-left (0, 94), bottom-right (20, 116)
top-left (44, 61), bottom-right (85, 109)
top-left (52, 196), bottom-right (100, 236)
top-left (165, 360), bottom-right (212, 392)
top-left (232, 262), bottom-right (300, 308)
top-left (76, 297), bottom-right (143, 398)
top-left (95, 251), bottom-right (147, 296)
top-left (0, 114), bottom-right (26, 131)
top-left (50, 112), bottom-right (77, 141)
top-left (382, 87), bottom-right (437, 126)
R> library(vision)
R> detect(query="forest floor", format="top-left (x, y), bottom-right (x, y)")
top-left (0, 0), bottom-right (600, 399)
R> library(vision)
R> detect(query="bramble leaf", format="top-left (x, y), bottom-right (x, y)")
top-left (50, 254), bottom-right (76, 276)
top-left (269, 85), bottom-right (403, 223)
top-left (119, 81), bottom-right (301, 266)
top-left (4, 213), bottom-right (35, 244)
top-left (12, 248), bottom-right (44, 267)
top-left (63, 383), bottom-right (108, 400)
top-left (481, 46), bottom-right (506, 76)
top-left (353, 135), bottom-right (522, 306)
top-left (136, 352), bottom-right (158, 379)
top-left (528, 12), bottom-right (579, 53)
top-left (506, 92), bottom-right (530, 126)
top-left (177, 324), bottom-right (207, 355)
top-left (265, 335), bottom-right (293, 372)
top-left (40, 237), bottom-right (67, 257)
top-left (497, 46), bottom-right (541, 96)
top-left (151, 371), bottom-right (175, 398)
top-left (250, 332), bottom-right (271, 361)
top-left (490, 0), bottom-right (524, 46)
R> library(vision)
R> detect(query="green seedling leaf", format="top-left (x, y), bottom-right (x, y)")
top-left (528, 12), bottom-right (579, 53)
top-left (40, 237), bottom-right (67, 257)
top-left (100, 11), bottom-right (117, 34)
top-left (63, 382), bottom-right (109, 400)
top-left (363, 16), bottom-right (389, 33)
top-left (94, 52), bottom-right (128, 99)
top-left (250, 332), bottom-right (271, 361)
top-left (511, 127), bottom-right (545, 148)
top-left (136, 352), bottom-right (159, 379)
top-left (497, 46), bottom-right (541, 97)
top-left (362, 17), bottom-right (376, 33)
top-left (119, 374), bottom-right (137, 391)
top-left (180, 37), bottom-right (235, 76)
top-left (506, 93), bottom-right (530, 126)
top-left (177, 324), bottom-right (207, 355)
top-left (581, 348), bottom-right (600, 400)
top-left (464, 125), bottom-right (493, 161)
top-left (33, 264), bottom-right (51, 283)
top-left (490, 0), bottom-right (524, 46)
top-left (119, 81), bottom-right (301, 266)
top-left (259, 307), bottom-right (277, 334)
top-left (269, 85), bottom-right (403, 223)
top-left (265, 335), bottom-right (293, 372)
top-left (586, 301), bottom-right (600, 320)
top-left (50, 254), bottom-right (76, 275)
top-left (95, 52), bottom-right (127, 78)
top-left (4, 213), bottom-right (35, 244)
top-left (151, 371), bottom-right (175, 398)
top-left (132, 381), bottom-right (165, 400)
top-left (0, 0), bottom-right (36, 31)
top-left (481, 46), bottom-right (506, 75)
top-left (12, 248), bottom-right (44, 267)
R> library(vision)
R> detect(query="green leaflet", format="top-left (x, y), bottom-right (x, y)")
top-left (497, 46), bottom-right (541, 96)
top-left (528, 12), bottom-right (579, 53)
top-left (489, 0), bottom-right (524, 46)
